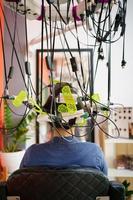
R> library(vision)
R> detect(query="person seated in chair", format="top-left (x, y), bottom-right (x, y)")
top-left (20, 82), bottom-right (108, 175)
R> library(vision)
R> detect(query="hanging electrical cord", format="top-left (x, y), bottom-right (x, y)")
top-left (44, 2), bottom-right (58, 121)
top-left (44, 10), bottom-right (50, 62)
top-left (93, 6), bottom-right (110, 80)
top-left (59, 21), bottom-right (73, 58)
top-left (40, 0), bottom-right (45, 107)
top-left (95, 1), bottom-right (105, 41)
top-left (58, 17), bottom-right (89, 99)
top-left (23, 0), bottom-right (35, 106)
top-left (35, 2), bottom-right (49, 110)
top-left (71, 1), bottom-right (86, 89)
top-left (51, 3), bottom-right (68, 25)
top-left (120, 0), bottom-right (127, 68)
top-left (121, 32), bottom-right (126, 68)
top-left (51, 17), bottom-right (57, 73)
top-left (83, 2), bottom-right (95, 93)
top-left (11, 3), bottom-right (18, 68)
top-left (66, 0), bottom-right (72, 23)
top-left (47, 7), bottom-right (55, 73)
top-left (15, 18), bottom-right (37, 98)
top-left (92, 113), bottom-right (120, 138)
top-left (57, 26), bottom-right (73, 82)
top-left (77, 91), bottom-right (120, 139)
top-left (107, 2), bottom-right (112, 106)
top-left (83, 0), bottom-right (120, 44)
top-left (24, 0), bottom-right (29, 63)
top-left (67, 22), bottom-right (98, 47)
top-left (50, 19), bottom-right (57, 119)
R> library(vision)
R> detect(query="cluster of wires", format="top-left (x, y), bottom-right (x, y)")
top-left (36, 0), bottom-right (127, 140)
top-left (0, 0), bottom-right (127, 141)
top-left (40, 83), bottom-right (121, 141)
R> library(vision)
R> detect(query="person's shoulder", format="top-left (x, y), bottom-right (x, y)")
top-left (25, 143), bottom-right (39, 153)
top-left (30, 142), bottom-right (45, 148)
top-left (83, 141), bottom-right (101, 149)
top-left (26, 142), bottom-right (50, 152)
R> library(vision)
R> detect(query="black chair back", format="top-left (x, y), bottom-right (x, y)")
top-left (0, 167), bottom-right (125, 200)
top-left (6, 167), bottom-right (109, 200)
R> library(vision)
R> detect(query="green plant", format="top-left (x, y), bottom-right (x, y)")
top-left (3, 101), bottom-right (36, 152)
top-left (122, 180), bottom-right (133, 198)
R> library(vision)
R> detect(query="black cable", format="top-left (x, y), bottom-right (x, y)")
top-left (107, 2), bottom-right (111, 105)
top-left (94, 8), bottom-right (109, 80)
top-left (48, 4), bottom-right (54, 88)
top-left (93, 115), bottom-right (120, 138)
top-left (51, 3), bottom-right (67, 25)
top-left (24, 0), bottom-right (29, 63)
top-left (11, 3), bottom-right (18, 67)
top-left (57, 26), bottom-right (73, 82)
top-left (88, 2), bottom-right (120, 43)
top-left (72, 0), bottom-right (85, 89)
top-left (59, 21), bottom-right (73, 57)
top-left (66, 0), bottom-right (71, 23)
top-left (40, 0), bottom-right (45, 107)
top-left (44, 9), bottom-right (49, 61)
top-left (96, 1), bottom-right (105, 41)
top-left (67, 23), bottom-right (97, 47)
top-left (29, 77), bottom-right (37, 95)
top-left (16, 25), bottom-right (37, 98)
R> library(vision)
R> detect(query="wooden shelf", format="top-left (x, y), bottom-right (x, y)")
top-left (108, 168), bottom-right (133, 177)
top-left (105, 138), bottom-right (133, 144)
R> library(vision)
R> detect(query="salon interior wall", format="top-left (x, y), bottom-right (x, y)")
top-left (28, 0), bottom-right (133, 107)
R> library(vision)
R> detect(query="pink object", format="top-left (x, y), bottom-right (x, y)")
top-left (72, 6), bottom-right (81, 21)
top-left (37, 5), bottom-right (45, 21)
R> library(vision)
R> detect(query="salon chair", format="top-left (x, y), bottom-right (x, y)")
top-left (0, 167), bottom-right (125, 200)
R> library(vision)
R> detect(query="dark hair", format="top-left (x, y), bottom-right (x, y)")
top-left (43, 82), bottom-right (77, 129)
top-left (43, 82), bottom-right (76, 113)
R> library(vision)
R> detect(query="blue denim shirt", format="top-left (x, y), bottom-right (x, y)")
top-left (20, 137), bottom-right (108, 175)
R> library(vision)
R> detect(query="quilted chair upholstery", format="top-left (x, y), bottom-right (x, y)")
top-left (0, 167), bottom-right (125, 200)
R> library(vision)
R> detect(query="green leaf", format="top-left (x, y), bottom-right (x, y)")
top-left (3, 102), bottom-right (36, 152)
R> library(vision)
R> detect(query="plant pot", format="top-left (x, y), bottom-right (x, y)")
top-left (0, 150), bottom-right (25, 174)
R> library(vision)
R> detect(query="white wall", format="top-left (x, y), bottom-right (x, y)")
top-left (27, 0), bottom-right (133, 108)
top-left (95, 0), bottom-right (133, 106)
top-left (110, 0), bottom-right (133, 107)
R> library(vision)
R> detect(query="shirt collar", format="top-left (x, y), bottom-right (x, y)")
top-left (51, 136), bottom-right (80, 143)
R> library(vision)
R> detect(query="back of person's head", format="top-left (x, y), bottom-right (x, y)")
top-left (43, 82), bottom-right (76, 113)
top-left (42, 82), bottom-right (78, 130)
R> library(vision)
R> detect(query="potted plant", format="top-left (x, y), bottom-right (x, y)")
top-left (122, 180), bottom-right (133, 200)
top-left (0, 100), bottom-right (36, 174)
